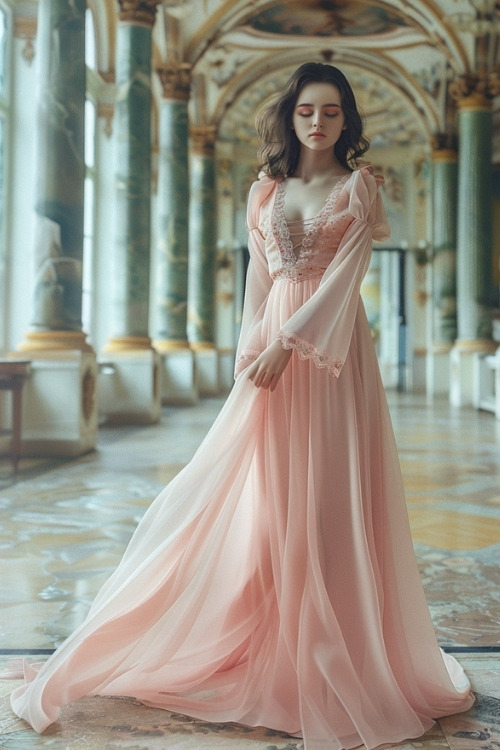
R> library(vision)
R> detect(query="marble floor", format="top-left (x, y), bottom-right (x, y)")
top-left (0, 392), bottom-right (499, 749)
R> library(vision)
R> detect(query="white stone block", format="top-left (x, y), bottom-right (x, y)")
top-left (20, 351), bottom-right (98, 456)
top-left (193, 348), bottom-right (219, 397)
top-left (98, 349), bottom-right (161, 424)
top-left (159, 349), bottom-right (198, 406)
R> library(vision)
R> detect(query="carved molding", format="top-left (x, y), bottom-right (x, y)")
top-left (157, 61), bottom-right (191, 101)
top-left (14, 16), bottom-right (36, 65)
top-left (97, 102), bottom-right (115, 138)
top-left (431, 132), bottom-right (458, 155)
top-left (190, 125), bottom-right (217, 157)
top-left (449, 73), bottom-right (500, 110)
top-left (117, 0), bottom-right (161, 27)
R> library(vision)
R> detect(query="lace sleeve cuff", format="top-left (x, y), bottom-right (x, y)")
top-left (277, 332), bottom-right (343, 378)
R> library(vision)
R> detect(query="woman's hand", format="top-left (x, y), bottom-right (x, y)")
top-left (247, 339), bottom-right (292, 391)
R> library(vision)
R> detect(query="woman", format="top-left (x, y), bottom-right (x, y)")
top-left (10, 62), bottom-right (473, 749)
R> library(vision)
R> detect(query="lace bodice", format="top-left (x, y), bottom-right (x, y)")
top-left (259, 175), bottom-right (354, 282)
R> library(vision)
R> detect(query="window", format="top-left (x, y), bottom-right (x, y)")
top-left (0, 2), bottom-right (10, 352)
top-left (82, 8), bottom-right (97, 341)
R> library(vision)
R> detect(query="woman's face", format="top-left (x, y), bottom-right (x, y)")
top-left (292, 82), bottom-right (346, 154)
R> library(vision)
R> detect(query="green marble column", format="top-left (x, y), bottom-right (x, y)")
top-left (432, 148), bottom-right (458, 348)
top-left (20, 0), bottom-right (90, 352)
top-left (456, 93), bottom-right (495, 345)
top-left (153, 62), bottom-right (191, 352)
top-left (104, 0), bottom-right (159, 353)
top-left (188, 126), bottom-right (217, 348)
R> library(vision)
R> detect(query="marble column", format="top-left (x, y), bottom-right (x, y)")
top-left (428, 147), bottom-right (458, 395)
top-left (15, 0), bottom-right (98, 458)
top-left (99, 0), bottom-right (161, 424)
top-left (104, 0), bottom-right (159, 353)
top-left (20, 0), bottom-right (90, 353)
top-left (153, 61), bottom-right (197, 404)
top-left (451, 88), bottom-right (496, 405)
top-left (188, 125), bottom-right (219, 395)
top-left (154, 62), bottom-right (191, 349)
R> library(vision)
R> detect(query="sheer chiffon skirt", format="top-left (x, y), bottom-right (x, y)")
top-left (11, 276), bottom-right (473, 749)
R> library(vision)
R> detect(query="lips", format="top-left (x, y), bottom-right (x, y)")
top-left (310, 131), bottom-right (326, 138)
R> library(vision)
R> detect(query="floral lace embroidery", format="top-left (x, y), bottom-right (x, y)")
top-left (277, 332), bottom-right (343, 378)
top-left (271, 265), bottom-right (326, 283)
top-left (271, 175), bottom-right (350, 266)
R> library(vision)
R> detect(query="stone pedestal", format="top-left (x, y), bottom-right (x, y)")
top-left (20, 351), bottom-right (97, 456)
top-left (98, 349), bottom-right (161, 424)
top-left (450, 340), bottom-right (496, 407)
top-left (426, 345), bottom-right (452, 397)
top-left (157, 346), bottom-right (198, 406)
top-left (192, 345), bottom-right (219, 397)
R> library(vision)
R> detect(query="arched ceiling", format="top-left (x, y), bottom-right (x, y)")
top-left (14, 0), bottom-right (500, 154)
top-left (158, 0), bottom-right (482, 151)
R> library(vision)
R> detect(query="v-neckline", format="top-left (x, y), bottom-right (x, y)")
top-left (273, 173), bottom-right (351, 262)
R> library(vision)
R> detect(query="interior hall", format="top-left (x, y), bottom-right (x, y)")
top-left (0, 1), bottom-right (499, 748)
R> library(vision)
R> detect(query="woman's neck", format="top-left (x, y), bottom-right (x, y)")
top-left (293, 151), bottom-right (348, 183)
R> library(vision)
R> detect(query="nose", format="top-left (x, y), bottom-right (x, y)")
top-left (313, 111), bottom-right (324, 129)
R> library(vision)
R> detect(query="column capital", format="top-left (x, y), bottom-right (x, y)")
top-left (190, 125), bottom-right (217, 157)
top-left (14, 15), bottom-right (36, 65)
top-left (117, 0), bottom-right (161, 27)
top-left (449, 73), bottom-right (499, 110)
top-left (431, 133), bottom-right (458, 161)
top-left (432, 148), bottom-right (458, 164)
top-left (157, 61), bottom-right (191, 101)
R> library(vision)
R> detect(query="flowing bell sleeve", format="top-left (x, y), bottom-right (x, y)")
top-left (234, 175), bottom-right (276, 378)
top-left (277, 166), bottom-right (390, 378)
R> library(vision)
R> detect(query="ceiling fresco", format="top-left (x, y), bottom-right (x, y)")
top-left (244, 0), bottom-right (409, 38)
top-left (13, 0), bottom-right (496, 157)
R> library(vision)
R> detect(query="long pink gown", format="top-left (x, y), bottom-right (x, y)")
top-left (10, 166), bottom-right (473, 749)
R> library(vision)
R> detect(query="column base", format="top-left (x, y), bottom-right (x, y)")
top-left (426, 344), bottom-right (452, 397)
top-left (98, 349), bottom-right (161, 424)
top-left (472, 346), bottom-right (500, 417)
top-left (18, 330), bottom-right (94, 353)
top-left (410, 348), bottom-right (426, 394)
top-left (17, 350), bottom-right (98, 457)
top-left (191, 342), bottom-right (220, 397)
top-left (450, 339), bottom-right (496, 407)
top-left (154, 341), bottom-right (198, 406)
top-left (102, 336), bottom-right (154, 353)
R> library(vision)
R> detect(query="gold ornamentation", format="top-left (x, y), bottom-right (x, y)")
top-left (117, 0), bottom-right (161, 27)
top-left (154, 339), bottom-right (190, 353)
top-left (157, 61), bottom-right (191, 101)
top-left (98, 102), bottom-right (114, 138)
top-left (453, 339), bottom-right (497, 353)
top-left (190, 341), bottom-right (216, 351)
top-left (14, 16), bottom-right (36, 65)
top-left (18, 331), bottom-right (93, 353)
top-left (449, 74), bottom-right (499, 109)
top-left (432, 147), bottom-right (458, 163)
top-left (102, 336), bottom-right (155, 353)
top-left (190, 125), bottom-right (217, 156)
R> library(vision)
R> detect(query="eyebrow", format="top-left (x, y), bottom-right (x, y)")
top-left (296, 102), bottom-right (342, 108)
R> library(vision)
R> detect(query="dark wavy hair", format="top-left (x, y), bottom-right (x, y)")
top-left (256, 62), bottom-right (369, 178)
